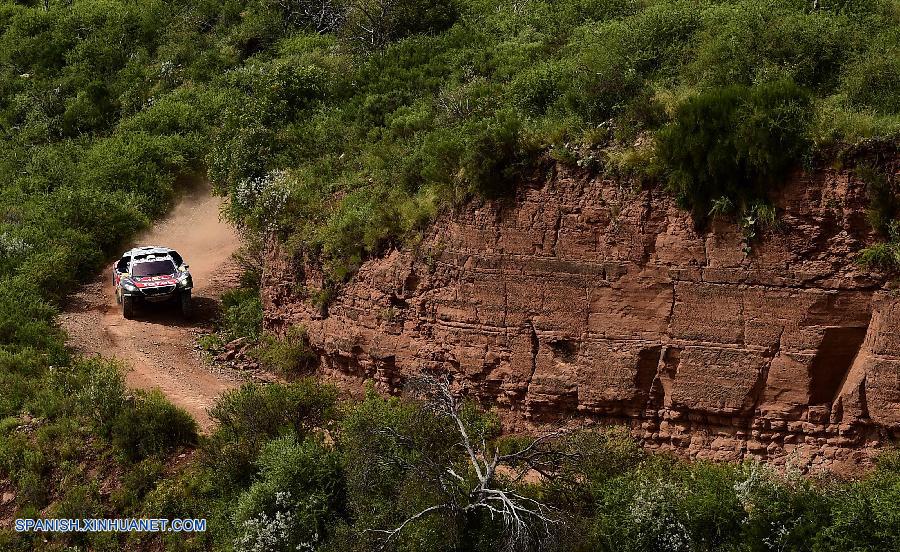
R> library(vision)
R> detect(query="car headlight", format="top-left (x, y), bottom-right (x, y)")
top-left (121, 279), bottom-right (137, 292)
top-left (177, 272), bottom-right (192, 287)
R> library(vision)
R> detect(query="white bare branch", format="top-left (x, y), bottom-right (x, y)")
top-left (277, 0), bottom-right (345, 33)
top-left (367, 504), bottom-right (448, 549)
top-left (367, 373), bottom-right (565, 550)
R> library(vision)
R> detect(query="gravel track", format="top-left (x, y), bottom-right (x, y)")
top-left (61, 180), bottom-right (246, 431)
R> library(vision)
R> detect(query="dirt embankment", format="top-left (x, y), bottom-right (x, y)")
top-left (263, 155), bottom-right (900, 471)
top-left (61, 180), bottom-right (245, 431)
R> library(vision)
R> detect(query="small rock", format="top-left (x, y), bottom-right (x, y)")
top-left (225, 337), bottom-right (247, 350)
top-left (216, 349), bottom-right (236, 362)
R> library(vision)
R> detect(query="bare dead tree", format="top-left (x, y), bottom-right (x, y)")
top-left (509, 0), bottom-right (532, 16)
top-left (342, 0), bottom-right (396, 51)
top-left (368, 374), bottom-right (568, 551)
top-left (341, 0), bottom-right (457, 53)
top-left (276, 0), bottom-right (346, 34)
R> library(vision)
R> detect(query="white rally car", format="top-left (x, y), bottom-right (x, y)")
top-left (112, 246), bottom-right (192, 319)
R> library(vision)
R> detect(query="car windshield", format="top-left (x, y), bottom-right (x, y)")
top-left (132, 260), bottom-right (176, 277)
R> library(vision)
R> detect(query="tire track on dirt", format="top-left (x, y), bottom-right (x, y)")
top-left (61, 180), bottom-right (246, 431)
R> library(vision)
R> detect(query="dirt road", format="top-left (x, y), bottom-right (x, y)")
top-left (61, 180), bottom-right (245, 431)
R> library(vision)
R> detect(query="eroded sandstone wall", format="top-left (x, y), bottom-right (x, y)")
top-left (262, 159), bottom-right (900, 470)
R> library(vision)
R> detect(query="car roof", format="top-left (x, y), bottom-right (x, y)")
top-left (125, 246), bottom-right (179, 267)
top-left (123, 246), bottom-right (175, 257)
top-left (131, 255), bottom-right (175, 264)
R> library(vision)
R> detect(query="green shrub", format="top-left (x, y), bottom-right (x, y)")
top-left (690, 1), bottom-right (853, 90)
top-left (112, 457), bottom-right (165, 511)
top-left (139, 467), bottom-right (222, 532)
top-left (220, 287), bottom-right (264, 342)
top-left (857, 238), bottom-right (900, 272)
top-left (856, 163), bottom-right (900, 272)
top-left (208, 112), bottom-right (274, 199)
top-left (78, 131), bottom-right (197, 215)
top-left (420, 110), bottom-right (525, 198)
top-left (510, 63), bottom-right (563, 116)
top-left (331, 388), bottom-right (522, 550)
top-left (116, 85), bottom-right (223, 135)
top-left (818, 488), bottom-right (900, 550)
top-left (858, 165), bottom-right (900, 236)
top-left (207, 380), bottom-right (339, 485)
top-left (733, 462), bottom-right (832, 552)
top-left (0, 429), bottom-right (49, 509)
top-left (656, 80), bottom-right (812, 222)
top-left (546, 427), bottom-right (644, 509)
top-left (812, 100), bottom-right (900, 147)
top-left (111, 389), bottom-right (198, 462)
top-left (210, 380), bottom-right (338, 441)
top-left (565, 1), bottom-right (702, 123)
top-left (198, 333), bottom-right (225, 354)
top-left (253, 326), bottom-right (316, 378)
top-left (839, 28), bottom-right (900, 113)
top-left (671, 462), bottom-right (747, 550)
top-left (815, 454), bottom-right (900, 551)
top-left (48, 483), bottom-right (104, 521)
top-left (0, 282), bottom-right (63, 355)
top-left (233, 435), bottom-right (344, 552)
top-left (74, 358), bottom-right (128, 433)
top-left (223, 0), bottom-right (289, 57)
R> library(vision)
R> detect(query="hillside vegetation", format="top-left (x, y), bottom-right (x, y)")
top-left (1, 0), bottom-right (899, 550)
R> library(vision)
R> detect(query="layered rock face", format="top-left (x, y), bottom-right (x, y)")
top-left (262, 159), bottom-right (900, 469)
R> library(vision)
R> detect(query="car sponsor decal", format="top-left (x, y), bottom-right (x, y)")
top-left (133, 275), bottom-right (177, 288)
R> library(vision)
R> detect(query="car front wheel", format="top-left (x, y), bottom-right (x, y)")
top-left (180, 290), bottom-right (192, 319)
top-left (122, 296), bottom-right (135, 319)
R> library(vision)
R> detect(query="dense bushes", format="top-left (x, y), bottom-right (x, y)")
top-left (111, 390), bottom-right (198, 462)
top-left (858, 237), bottom-right (900, 272)
top-left (858, 165), bottom-right (900, 272)
top-left (0, 358), bottom-right (198, 551)
top-left (206, 381), bottom-right (339, 487)
top-left (565, 0), bottom-right (702, 125)
top-left (197, 0), bottom-right (900, 282)
top-left (253, 326), bottom-right (317, 378)
top-left (115, 379), bottom-right (900, 551)
top-left (342, 0), bottom-right (459, 51)
top-left (656, 80), bottom-right (811, 222)
top-left (0, 3), bottom-right (210, 548)
top-left (219, 286), bottom-right (265, 343)
top-left (232, 435), bottom-right (344, 551)
top-left (3, 350), bottom-right (900, 552)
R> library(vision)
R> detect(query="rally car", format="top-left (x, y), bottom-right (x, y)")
top-left (112, 246), bottom-right (192, 319)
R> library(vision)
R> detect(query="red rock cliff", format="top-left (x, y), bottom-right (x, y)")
top-left (262, 155), bottom-right (900, 470)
